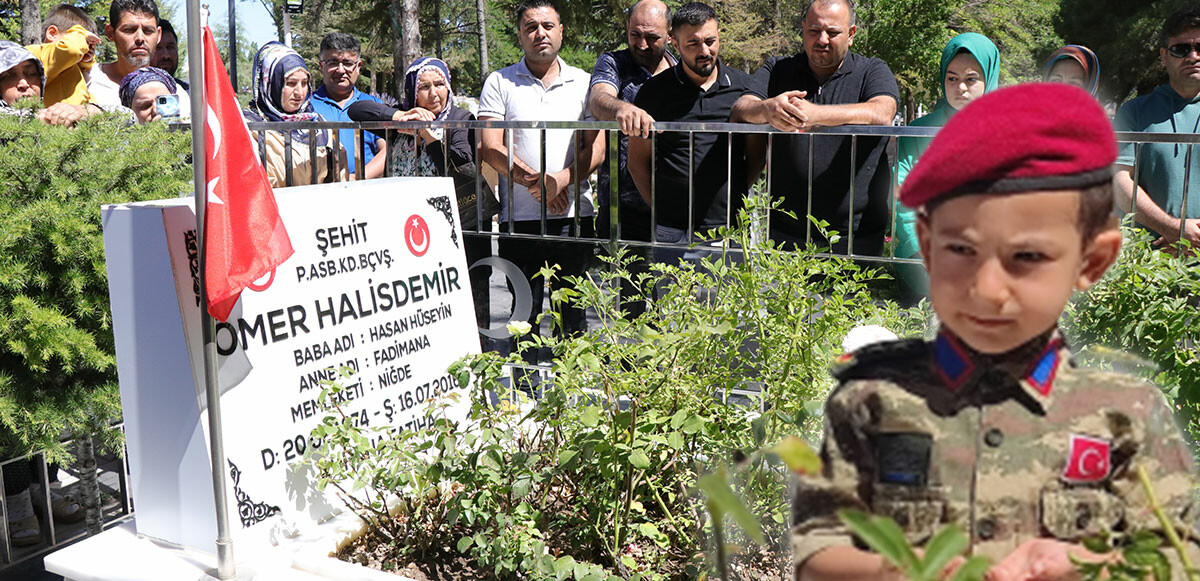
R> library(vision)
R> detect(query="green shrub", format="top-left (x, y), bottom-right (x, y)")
top-left (1062, 224), bottom-right (1200, 437)
top-left (306, 198), bottom-right (927, 578)
top-left (0, 113), bottom-right (192, 461)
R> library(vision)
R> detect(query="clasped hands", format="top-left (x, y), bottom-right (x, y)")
top-left (511, 159), bottom-right (571, 215)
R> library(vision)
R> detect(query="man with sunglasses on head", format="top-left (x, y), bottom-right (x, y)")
top-left (1115, 4), bottom-right (1200, 251)
top-left (311, 32), bottom-right (387, 179)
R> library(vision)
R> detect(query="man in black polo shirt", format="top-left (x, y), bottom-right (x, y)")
top-left (731, 0), bottom-right (898, 255)
top-left (628, 1), bottom-right (750, 256)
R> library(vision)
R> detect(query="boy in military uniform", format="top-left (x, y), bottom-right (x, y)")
top-left (792, 83), bottom-right (1199, 581)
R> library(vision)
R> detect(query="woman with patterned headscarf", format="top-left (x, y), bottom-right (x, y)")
top-left (119, 66), bottom-right (178, 124)
top-left (244, 41), bottom-right (346, 187)
top-left (347, 56), bottom-right (496, 338)
top-left (1044, 45), bottom-right (1100, 97)
top-left (1, 40), bottom-right (120, 126)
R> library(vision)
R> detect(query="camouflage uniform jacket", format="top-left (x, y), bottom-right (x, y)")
top-left (791, 328), bottom-right (1199, 578)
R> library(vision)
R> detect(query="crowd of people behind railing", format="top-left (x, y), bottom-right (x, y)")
top-left (4, 0), bottom-right (1200, 549)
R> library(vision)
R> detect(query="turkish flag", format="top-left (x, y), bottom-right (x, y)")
top-left (1061, 434), bottom-right (1111, 483)
top-left (201, 25), bottom-right (293, 321)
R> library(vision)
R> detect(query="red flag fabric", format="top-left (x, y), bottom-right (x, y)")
top-left (202, 25), bottom-right (293, 321)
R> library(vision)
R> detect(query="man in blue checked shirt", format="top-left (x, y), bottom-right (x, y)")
top-left (310, 32), bottom-right (387, 179)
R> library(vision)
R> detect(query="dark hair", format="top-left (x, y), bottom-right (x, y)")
top-left (108, 0), bottom-right (159, 30)
top-left (514, 0), bottom-right (558, 26)
top-left (43, 4), bottom-right (96, 35)
top-left (802, 0), bottom-right (857, 27)
top-left (320, 32), bottom-right (361, 56)
top-left (1161, 4), bottom-right (1200, 47)
top-left (157, 18), bottom-right (176, 40)
top-left (924, 183), bottom-right (1117, 245)
top-left (671, 2), bottom-right (716, 31)
top-left (1078, 182), bottom-right (1117, 243)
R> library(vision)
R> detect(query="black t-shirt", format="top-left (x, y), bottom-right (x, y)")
top-left (746, 51), bottom-right (899, 253)
top-left (634, 62), bottom-right (750, 231)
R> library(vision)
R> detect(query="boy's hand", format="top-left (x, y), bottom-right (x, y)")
top-left (84, 31), bottom-right (102, 47)
top-left (986, 538), bottom-right (1111, 581)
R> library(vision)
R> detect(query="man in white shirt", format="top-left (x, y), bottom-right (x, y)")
top-left (88, 0), bottom-right (160, 107)
top-left (478, 0), bottom-right (605, 350)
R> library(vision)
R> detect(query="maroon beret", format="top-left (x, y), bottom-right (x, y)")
top-left (900, 83), bottom-right (1115, 209)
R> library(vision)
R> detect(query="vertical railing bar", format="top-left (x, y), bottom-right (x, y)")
top-left (889, 136), bottom-right (900, 258)
top-left (607, 129), bottom-right (618, 243)
top-left (1180, 143), bottom-right (1192, 244)
top-left (441, 126), bottom-right (449, 179)
top-left (353, 128), bottom-right (364, 178)
top-left (284, 130), bottom-right (295, 187)
top-left (475, 127), bottom-right (484, 233)
top-left (650, 131), bottom-right (658, 244)
top-left (573, 130), bottom-right (581, 238)
top-left (258, 127), bottom-right (268, 170)
top-left (539, 127), bottom-right (548, 236)
top-left (415, 131), bottom-right (424, 177)
top-left (506, 129), bottom-right (515, 235)
top-left (38, 453), bottom-right (55, 547)
top-left (765, 132), bottom-right (773, 245)
top-left (726, 129), bottom-right (733, 232)
top-left (1131, 141), bottom-right (1142, 223)
top-left (806, 133), bottom-right (814, 246)
top-left (119, 442), bottom-right (133, 515)
top-left (0, 457), bottom-right (10, 564)
top-left (308, 128), bottom-right (318, 184)
top-left (384, 128), bottom-right (394, 178)
top-left (848, 134), bottom-right (857, 256)
top-left (332, 128), bottom-right (341, 177)
top-left (687, 131), bottom-right (695, 243)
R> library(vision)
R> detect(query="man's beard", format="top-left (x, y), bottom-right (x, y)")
top-left (128, 54), bottom-right (151, 68)
top-left (686, 56), bottom-right (715, 78)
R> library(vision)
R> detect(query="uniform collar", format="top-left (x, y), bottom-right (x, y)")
top-left (933, 328), bottom-right (1068, 407)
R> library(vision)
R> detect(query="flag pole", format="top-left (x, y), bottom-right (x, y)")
top-left (185, 2), bottom-right (236, 579)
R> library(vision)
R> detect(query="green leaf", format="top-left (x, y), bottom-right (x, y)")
top-left (697, 467), bottom-right (765, 545)
top-left (580, 406), bottom-right (601, 428)
top-left (949, 556), bottom-right (991, 581)
top-left (770, 436), bottom-right (821, 475)
top-left (917, 524), bottom-right (968, 581)
top-left (629, 448), bottom-right (651, 469)
top-left (837, 509), bottom-right (920, 575)
top-left (667, 431), bottom-right (685, 450)
top-left (557, 448), bottom-right (580, 468)
top-left (456, 536), bottom-right (473, 553)
top-left (554, 555), bottom-right (577, 580)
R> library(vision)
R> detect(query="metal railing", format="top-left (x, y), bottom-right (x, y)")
top-left (225, 120), bottom-right (1200, 264)
top-left (0, 425), bottom-right (133, 569)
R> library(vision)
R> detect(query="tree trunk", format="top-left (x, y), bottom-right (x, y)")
top-left (433, 0), bottom-right (443, 60)
top-left (20, 0), bottom-right (41, 46)
top-left (391, 0), bottom-right (421, 95)
top-left (476, 0), bottom-right (488, 86)
top-left (76, 435), bottom-right (102, 536)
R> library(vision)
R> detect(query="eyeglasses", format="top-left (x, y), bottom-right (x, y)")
top-left (321, 59), bottom-right (360, 70)
top-left (1167, 42), bottom-right (1200, 58)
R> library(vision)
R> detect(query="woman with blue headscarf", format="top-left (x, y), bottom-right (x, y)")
top-left (893, 32), bottom-right (1000, 300)
top-left (244, 41), bottom-right (346, 187)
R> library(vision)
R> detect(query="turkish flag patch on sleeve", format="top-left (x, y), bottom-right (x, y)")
top-left (1061, 434), bottom-right (1111, 484)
